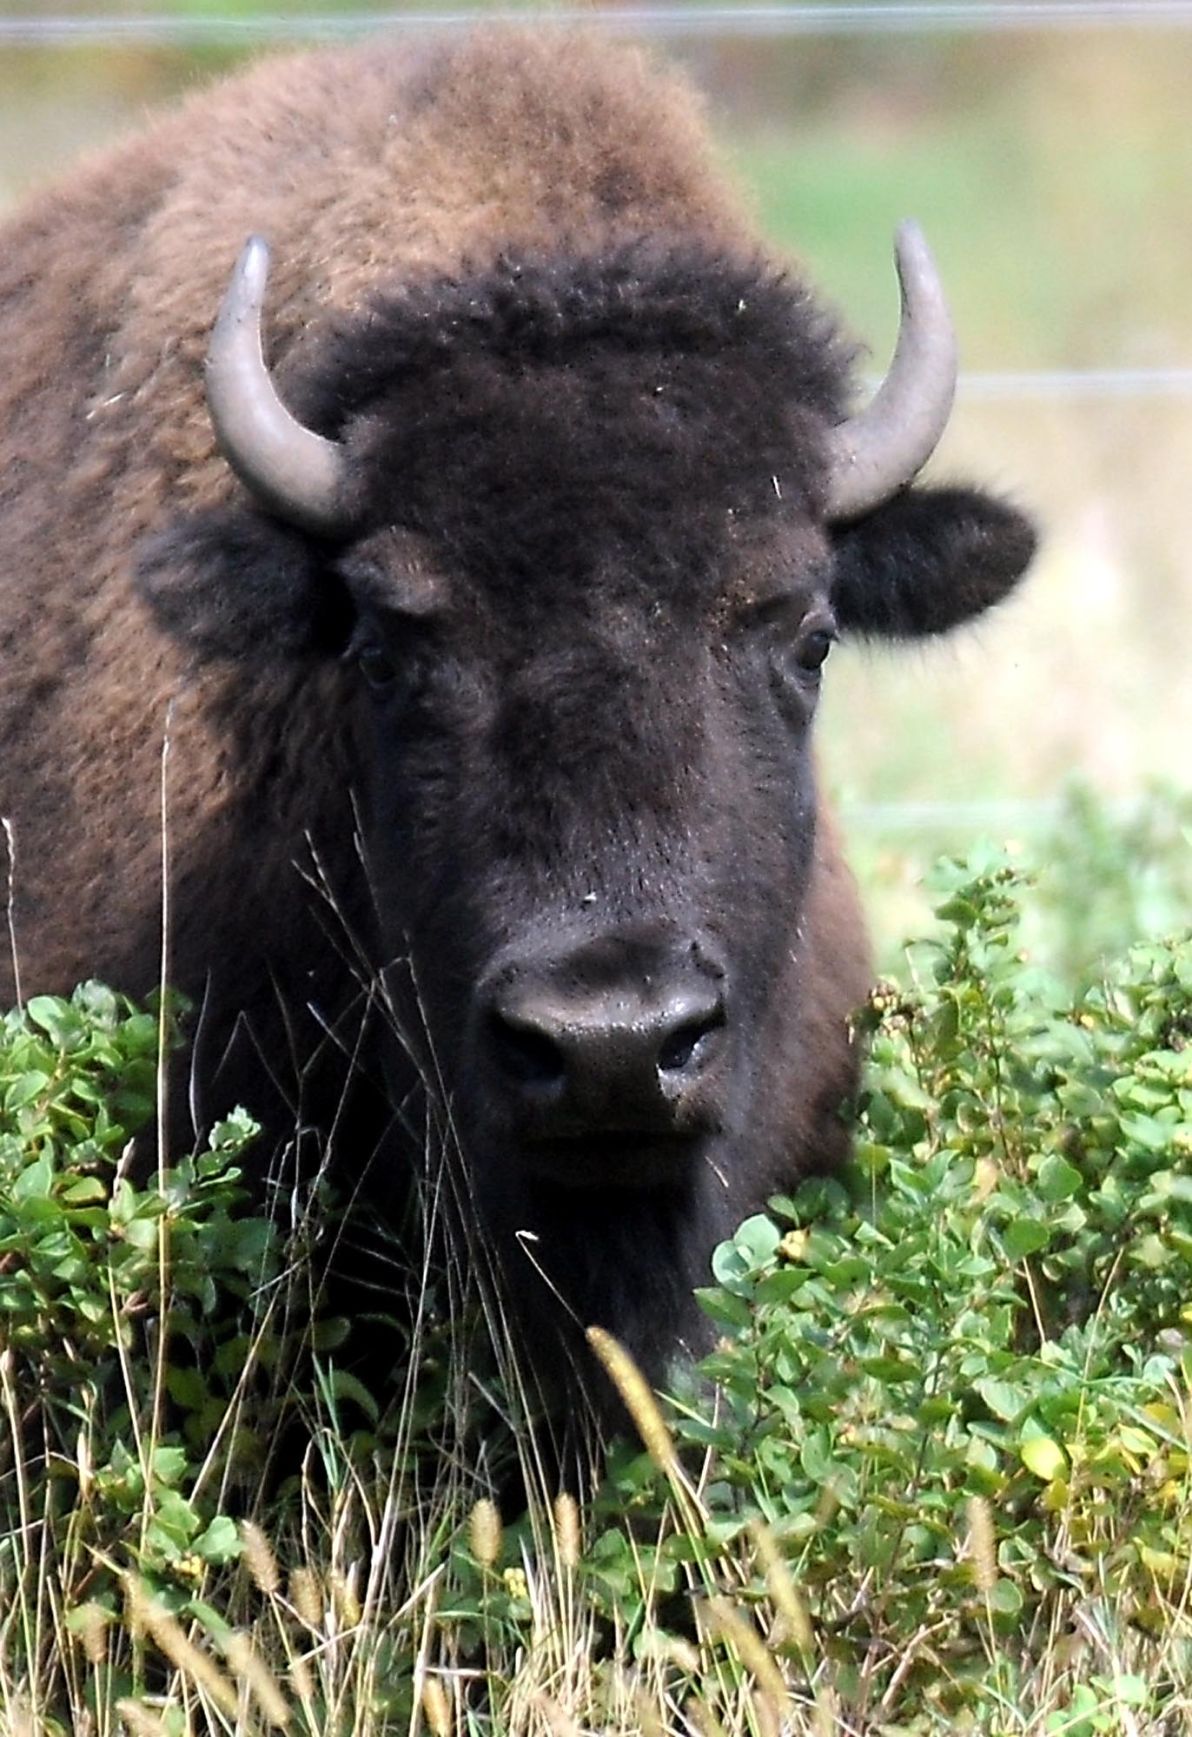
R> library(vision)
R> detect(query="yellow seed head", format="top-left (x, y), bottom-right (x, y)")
top-left (115, 1701), bottom-right (170, 1737)
top-left (812, 1684), bottom-right (839, 1737)
top-left (746, 1686), bottom-right (780, 1737)
top-left (967, 1495), bottom-right (998, 1594)
top-left (125, 1578), bottom-right (239, 1719)
top-left (422, 1675), bottom-right (453, 1737)
top-left (553, 1492), bottom-right (582, 1569)
top-left (73, 1600), bottom-right (111, 1667)
top-left (330, 1565), bottom-right (362, 1629)
top-left (240, 1519), bottom-right (281, 1596)
top-left (683, 1697), bottom-right (729, 1737)
top-left (585, 1326), bottom-right (676, 1471)
top-left (629, 1681), bottom-right (666, 1737)
top-left (749, 1521), bottom-right (814, 1656)
top-left (703, 1596), bottom-right (788, 1710)
top-left (289, 1566), bottom-right (324, 1630)
top-left (533, 1692), bottom-right (582, 1737)
top-left (223, 1630), bottom-right (292, 1730)
top-left (637, 1630), bottom-right (701, 1674)
top-left (289, 1652), bottom-right (316, 1707)
top-left (469, 1496), bottom-right (503, 1568)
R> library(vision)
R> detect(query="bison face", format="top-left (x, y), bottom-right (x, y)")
top-left (332, 513), bottom-right (836, 1192)
top-left (136, 237), bottom-right (1035, 1388)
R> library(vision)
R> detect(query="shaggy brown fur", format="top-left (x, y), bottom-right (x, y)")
top-left (0, 29), bottom-right (1035, 1409)
top-left (0, 31), bottom-right (741, 996)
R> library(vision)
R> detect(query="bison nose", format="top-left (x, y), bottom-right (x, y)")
top-left (486, 962), bottom-right (727, 1130)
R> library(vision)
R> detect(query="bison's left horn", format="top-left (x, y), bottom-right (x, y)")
top-left (205, 236), bottom-right (351, 536)
top-left (824, 221), bottom-right (958, 522)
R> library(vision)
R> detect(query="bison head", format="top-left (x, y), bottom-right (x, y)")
top-left (137, 230), bottom-right (1035, 1395)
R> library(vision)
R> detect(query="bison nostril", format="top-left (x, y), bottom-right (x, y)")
top-left (657, 1003), bottom-right (725, 1075)
top-left (490, 1011), bottom-right (567, 1088)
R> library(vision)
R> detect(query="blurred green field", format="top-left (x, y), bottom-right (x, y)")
top-left (1, 9), bottom-right (1188, 956)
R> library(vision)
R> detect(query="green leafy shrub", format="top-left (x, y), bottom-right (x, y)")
top-left (591, 850), bottom-right (1192, 1727)
top-left (3, 838), bottom-right (1192, 1735)
top-left (0, 984), bottom-right (282, 1710)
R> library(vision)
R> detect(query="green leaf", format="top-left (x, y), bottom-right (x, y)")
top-left (193, 1514), bottom-right (241, 1564)
top-left (1036, 1152), bottom-right (1082, 1201)
top-left (25, 996), bottom-right (79, 1046)
top-left (1020, 1434), bottom-right (1067, 1482)
top-left (731, 1214), bottom-right (782, 1268)
top-left (987, 1578), bottom-right (1024, 1616)
top-left (60, 1176), bottom-right (107, 1205)
top-left (4, 1070), bottom-right (51, 1112)
top-left (12, 1153), bottom-right (53, 1202)
top-left (1002, 1218), bottom-right (1051, 1260)
top-left (976, 1379), bottom-right (1030, 1423)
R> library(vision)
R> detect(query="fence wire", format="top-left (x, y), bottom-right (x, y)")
top-left (2, 3), bottom-right (1192, 46)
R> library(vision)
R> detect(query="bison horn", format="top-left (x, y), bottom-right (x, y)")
top-left (205, 236), bottom-right (351, 536)
top-left (824, 221), bottom-right (958, 522)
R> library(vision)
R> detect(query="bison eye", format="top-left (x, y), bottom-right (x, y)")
top-left (355, 640), bottom-right (398, 692)
top-left (768, 617), bottom-right (837, 715)
top-left (794, 627), bottom-right (836, 674)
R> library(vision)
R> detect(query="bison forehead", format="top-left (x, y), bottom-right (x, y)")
top-left (287, 241), bottom-right (855, 601)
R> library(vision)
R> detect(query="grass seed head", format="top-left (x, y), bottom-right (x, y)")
top-left (469, 1496), bottom-right (504, 1568)
top-left (703, 1595), bottom-right (789, 1710)
top-left (288, 1565), bottom-right (324, 1630)
top-left (553, 1491), bottom-right (582, 1569)
top-left (125, 1578), bottom-right (240, 1719)
top-left (585, 1325), bottom-right (676, 1471)
top-left (533, 1692), bottom-right (583, 1737)
top-left (422, 1673), bottom-right (453, 1737)
top-left (240, 1518), bottom-right (281, 1596)
top-left (968, 1495), bottom-right (998, 1595)
top-left (223, 1630), bottom-right (292, 1729)
top-left (73, 1600), bottom-right (111, 1667)
top-left (289, 1652), bottom-right (316, 1707)
top-left (683, 1695), bottom-right (729, 1737)
top-left (115, 1701), bottom-right (170, 1737)
top-left (749, 1520), bottom-right (814, 1657)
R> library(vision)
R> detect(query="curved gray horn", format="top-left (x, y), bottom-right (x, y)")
top-left (825, 220), bottom-right (958, 522)
top-left (205, 236), bottom-right (350, 536)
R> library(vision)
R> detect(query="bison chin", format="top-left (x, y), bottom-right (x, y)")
top-left (459, 1150), bottom-right (745, 1435)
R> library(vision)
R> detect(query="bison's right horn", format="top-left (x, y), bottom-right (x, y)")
top-left (205, 236), bottom-right (351, 537)
top-left (824, 221), bottom-right (958, 522)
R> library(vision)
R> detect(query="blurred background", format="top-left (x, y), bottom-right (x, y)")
top-left (1, 0), bottom-right (1188, 974)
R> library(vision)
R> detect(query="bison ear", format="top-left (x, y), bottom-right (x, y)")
top-left (829, 485), bottom-right (1037, 639)
top-left (135, 508), bottom-right (352, 661)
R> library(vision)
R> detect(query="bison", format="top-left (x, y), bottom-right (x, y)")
top-left (0, 28), bottom-right (1035, 1413)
